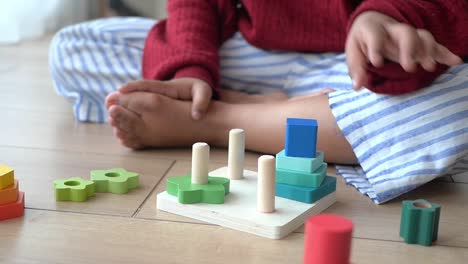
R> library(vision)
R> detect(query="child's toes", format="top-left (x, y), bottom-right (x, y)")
top-left (108, 105), bottom-right (139, 133)
top-left (114, 128), bottom-right (143, 149)
top-left (105, 91), bottom-right (121, 109)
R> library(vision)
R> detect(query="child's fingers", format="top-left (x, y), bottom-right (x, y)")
top-left (433, 44), bottom-right (463, 66)
top-left (191, 83), bottom-right (212, 120)
top-left (416, 29), bottom-right (437, 72)
top-left (346, 39), bottom-right (368, 90)
top-left (390, 24), bottom-right (420, 72)
top-left (363, 25), bottom-right (386, 68)
top-left (120, 80), bottom-right (189, 99)
top-left (120, 80), bottom-right (170, 93)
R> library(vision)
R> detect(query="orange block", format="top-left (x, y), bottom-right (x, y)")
top-left (0, 192), bottom-right (24, 221)
top-left (0, 180), bottom-right (19, 205)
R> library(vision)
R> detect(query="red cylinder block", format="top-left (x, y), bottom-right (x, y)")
top-left (304, 214), bottom-right (353, 264)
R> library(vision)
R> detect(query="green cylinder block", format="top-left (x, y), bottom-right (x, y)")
top-left (400, 199), bottom-right (441, 246)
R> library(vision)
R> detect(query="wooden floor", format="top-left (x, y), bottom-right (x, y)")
top-left (0, 37), bottom-right (467, 264)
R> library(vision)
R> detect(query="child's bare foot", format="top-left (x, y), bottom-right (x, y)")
top-left (105, 91), bottom-right (220, 149)
top-left (105, 90), bottom-right (357, 164)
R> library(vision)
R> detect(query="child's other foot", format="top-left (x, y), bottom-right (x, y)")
top-left (105, 92), bottom-right (218, 149)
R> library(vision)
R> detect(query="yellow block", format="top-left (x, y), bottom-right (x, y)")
top-left (0, 165), bottom-right (14, 189)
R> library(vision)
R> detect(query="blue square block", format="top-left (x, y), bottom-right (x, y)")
top-left (285, 118), bottom-right (318, 158)
top-left (275, 176), bottom-right (336, 204)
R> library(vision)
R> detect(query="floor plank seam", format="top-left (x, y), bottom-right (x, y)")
top-left (131, 160), bottom-right (177, 217)
top-left (24, 207), bottom-right (135, 219)
top-left (0, 144), bottom-right (179, 163)
top-left (22, 208), bottom-right (468, 248)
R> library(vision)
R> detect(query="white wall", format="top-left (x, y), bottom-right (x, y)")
top-left (0, 0), bottom-right (90, 44)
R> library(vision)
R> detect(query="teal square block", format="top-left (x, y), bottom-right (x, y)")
top-left (276, 149), bottom-right (324, 174)
top-left (276, 163), bottom-right (327, 188)
top-left (275, 176), bottom-right (336, 204)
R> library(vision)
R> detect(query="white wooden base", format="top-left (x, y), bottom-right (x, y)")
top-left (156, 167), bottom-right (336, 239)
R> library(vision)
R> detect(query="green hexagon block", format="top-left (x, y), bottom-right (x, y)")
top-left (400, 199), bottom-right (441, 246)
top-left (54, 177), bottom-right (95, 202)
top-left (167, 175), bottom-right (230, 204)
top-left (90, 168), bottom-right (139, 194)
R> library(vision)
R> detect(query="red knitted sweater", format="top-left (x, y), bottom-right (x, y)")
top-left (142, 0), bottom-right (468, 95)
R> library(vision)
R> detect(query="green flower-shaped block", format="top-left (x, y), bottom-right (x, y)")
top-left (54, 177), bottom-right (95, 202)
top-left (167, 175), bottom-right (230, 204)
top-left (400, 199), bottom-right (441, 246)
top-left (90, 168), bottom-right (139, 194)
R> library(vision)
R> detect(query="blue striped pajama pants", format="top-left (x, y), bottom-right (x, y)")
top-left (49, 17), bottom-right (468, 204)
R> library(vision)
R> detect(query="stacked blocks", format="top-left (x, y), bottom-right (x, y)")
top-left (166, 142), bottom-right (231, 204)
top-left (400, 199), bottom-right (441, 246)
top-left (275, 118), bottom-right (336, 204)
top-left (0, 165), bottom-right (25, 221)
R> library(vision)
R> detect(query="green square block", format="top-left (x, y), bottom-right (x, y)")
top-left (166, 175), bottom-right (230, 204)
top-left (276, 149), bottom-right (324, 174)
top-left (276, 163), bottom-right (327, 188)
top-left (275, 176), bottom-right (336, 204)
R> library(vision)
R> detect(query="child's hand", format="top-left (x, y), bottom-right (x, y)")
top-left (119, 78), bottom-right (212, 120)
top-left (346, 11), bottom-right (463, 90)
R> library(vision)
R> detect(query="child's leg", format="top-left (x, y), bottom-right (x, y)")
top-left (49, 17), bottom-right (155, 122)
top-left (107, 92), bottom-right (357, 164)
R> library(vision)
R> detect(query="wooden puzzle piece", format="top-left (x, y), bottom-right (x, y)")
top-left (0, 191), bottom-right (25, 221)
top-left (0, 165), bottom-right (14, 189)
top-left (276, 150), bottom-right (324, 174)
top-left (276, 163), bottom-right (326, 188)
top-left (157, 167), bottom-right (337, 239)
top-left (275, 176), bottom-right (336, 204)
top-left (304, 214), bottom-right (353, 264)
top-left (285, 118), bottom-right (318, 158)
top-left (0, 180), bottom-right (19, 205)
top-left (90, 168), bottom-right (139, 194)
top-left (400, 199), bottom-right (441, 246)
top-left (54, 177), bottom-right (95, 202)
top-left (166, 175), bottom-right (230, 204)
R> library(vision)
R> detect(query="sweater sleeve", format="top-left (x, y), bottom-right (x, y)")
top-left (142, 0), bottom-right (237, 90)
top-left (348, 0), bottom-right (468, 94)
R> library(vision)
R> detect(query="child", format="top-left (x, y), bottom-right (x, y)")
top-left (49, 0), bottom-right (468, 203)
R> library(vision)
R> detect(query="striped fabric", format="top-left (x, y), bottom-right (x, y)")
top-left (49, 18), bottom-right (468, 203)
